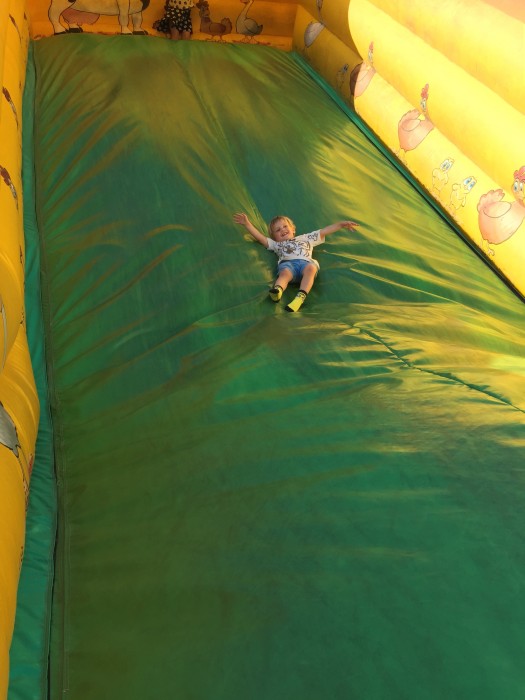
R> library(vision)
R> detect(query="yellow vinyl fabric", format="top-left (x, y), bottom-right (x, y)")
top-left (25, 0), bottom-right (296, 49)
top-left (292, 0), bottom-right (525, 300)
top-left (0, 1), bottom-right (39, 697)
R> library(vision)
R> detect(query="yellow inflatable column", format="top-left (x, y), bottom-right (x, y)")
top-left (293, 1), bottom-right (361, 103)
top-left (0, 1), bottom-right (38, 697)
top-left (346, 0), bottom-right (525, 298)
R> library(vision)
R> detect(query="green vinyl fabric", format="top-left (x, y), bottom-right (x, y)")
top-left (8, 44), bottom-right (57, 700)
top-left (29, 35), bottom-right (525, 699)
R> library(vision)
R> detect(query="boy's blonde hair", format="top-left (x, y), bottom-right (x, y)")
top-left (268, 216), bottom-right (295, 240)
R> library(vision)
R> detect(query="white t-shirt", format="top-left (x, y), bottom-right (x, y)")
top-left (266, 230), bottom-right (324, 268)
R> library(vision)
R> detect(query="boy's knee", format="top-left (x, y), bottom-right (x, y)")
top-left (304, 264), bottom-right (317, 277)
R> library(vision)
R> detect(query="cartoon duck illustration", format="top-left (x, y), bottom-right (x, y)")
top-left (396, 83), bottom-right (434, 161)
top-left (431, 157), bottom-right (454, 197)
top-left (477, 166), bottom-right (525, 254)
top-left (351, 41), bottom-right (376, 99)
top-left (448, 176), bottom-right (477, 216)
top-left (304, 0), bottom-right (324, 48)
top-left (236, 0), bottom-right (263, 42)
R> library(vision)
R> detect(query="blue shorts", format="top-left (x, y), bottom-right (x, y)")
top-left (278, 259), bottom-right (318, 284)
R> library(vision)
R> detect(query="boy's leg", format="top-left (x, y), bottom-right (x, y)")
top-left (299, 264), bottom-right (317, 293)
top-left (270, 267), bottom-right (293, 302)
top-left (285, 291), bottom-right (307, 312)
top-left (285, 264), bottom-right (317, 312)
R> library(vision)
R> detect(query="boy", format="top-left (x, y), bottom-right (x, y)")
top-left (233, 212), bottom-right (359, 312)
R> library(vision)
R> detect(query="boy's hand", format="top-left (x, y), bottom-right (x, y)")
top-left (233, 212), bottom-right (268, 247)
top-left (340, 220), bottom-right (359, 231)
top-left (320, 220), bottom-right (360, 237)
top-left (233, 212), bottom-right (250, 226)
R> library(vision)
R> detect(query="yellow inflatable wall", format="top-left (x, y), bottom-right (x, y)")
top-left (0, 0), bottom-right (39, 696)
top-left (2, 0), bottom-right (525, 694)
top-left (294, 0), bottom-right (525, 299)
top-left (27, 0), bottom-right (297, 50)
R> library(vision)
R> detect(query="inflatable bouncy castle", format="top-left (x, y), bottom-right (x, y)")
top-left (2, 1), bottom-right (525, 698)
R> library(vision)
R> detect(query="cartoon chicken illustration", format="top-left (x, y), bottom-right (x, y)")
top-left (351, 41), bottom-right (376, 100)
top-left (477, 166), bottom-right (525, 254)
top-left (195, 0), bottom-right (232, 40)
top-left (396, 83), bottom-right (434, 161)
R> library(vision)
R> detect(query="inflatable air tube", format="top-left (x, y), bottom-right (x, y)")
top-left (0, 1), bottom-right (38, 696)
top-left (293, 0), bottom-right (525, 300)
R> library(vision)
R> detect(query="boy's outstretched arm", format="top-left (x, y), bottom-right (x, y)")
top-left (233, 212), bottom-right (269, 247)
top-left (320, 220), bottom-right (359, 237)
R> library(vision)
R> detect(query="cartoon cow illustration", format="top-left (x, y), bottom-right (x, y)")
top-left (48, 0), bottom-right (150, 35)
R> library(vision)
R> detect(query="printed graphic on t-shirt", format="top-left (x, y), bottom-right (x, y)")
top-left (268, 231), bottom-right (322, 263)
top-left (279, 238), bottom-right (311, 258)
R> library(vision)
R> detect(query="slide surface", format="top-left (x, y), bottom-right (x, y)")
top-left (25, 35), bottom-right (525, 699)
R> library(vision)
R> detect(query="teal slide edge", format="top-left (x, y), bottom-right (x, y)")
top-left (8, 42), bottom-right (57, 700)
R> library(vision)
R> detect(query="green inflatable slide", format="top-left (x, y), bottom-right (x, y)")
top-left (10, 36), bottom-right (525, 700)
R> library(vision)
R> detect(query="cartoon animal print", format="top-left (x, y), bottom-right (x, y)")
top-left (431, 157), bottom-right (454, 198)
top-left (304, 0), bottom-right (324, 48)
top-left (336, 64), bottom-right (349, 90)
top-left (396, 83), bottom-right (434, 162)
top-left (350, 41), bottom-right (376, 102)
top-left (236, 0), bottom-right (262, 42)
top-left (0, 401), bottom-right (30, 504)
top-left (2, 87), bottom-right (19, 128)
top-left (48, 0), bottom-right (150, 35)
top-left (447, 176), bottom-right (476, 219)
top-left (0, 165), bottom-right (18, 208)
top-left (195, 0), bottom-right (232, 40)
top-left (9, 15), bottom-right (22, 41)
top-left (478, 166), bottom-right (525, 255)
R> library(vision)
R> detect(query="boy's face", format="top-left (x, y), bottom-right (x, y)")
top-left (271, 218), bottom-right (295, 242)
